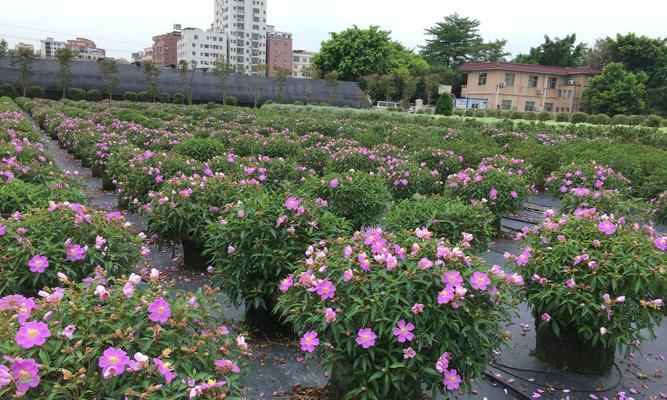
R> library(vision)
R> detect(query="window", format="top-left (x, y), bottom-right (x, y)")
top-left (478, 73), bottom-right (487, 86)
top-left (557, 89), bottom-right (562, 97)
top-left (546, 77), bottom-right (557, 89)
top-left (544, 102), bottom-right (554, 112)
top-left (504, 73), bottom-right (515, 87)
top-left (524, 101), bottom-right (536, 112)
top-left (528, 75), bottom-right (538, 88)
top-left (471, 103), bottom-right (479, 109)
top-left (501, 99), bottom-right (512, 110)
top-left (566, 90), bottom-right (572, 98)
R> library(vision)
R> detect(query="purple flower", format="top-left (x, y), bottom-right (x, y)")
top-left (284, 197), bottom-right (302, 211)
top-left (541, 313), bottom-right (551, 322)
top-left (10, 358), bottom-right (40, 395)
top-left (153, 358), bottom-right (176, 383)
top-left (98, 347), bottom-right (130, 379)
top-left (324, 307), bottom-right (336, 323)
top-left (565, 278), bottom-right (576, 288)
top-left (329, 178), bottom-right (339, 188)
top-left (65, 243), bottom-right (87, 261)
top-left (214, 358), bottom-right (240, 373)
top-left (437, 286), bottom-right (455, 304)
top-left (442, 271), bottom-right (463, 286)
top-left (15, 321), bottom-right (51, 349)
top-left (403, 347), bottom-right (416, 359)
top-left (27, 255), bottom-right (49, 273)
top-left (0, 225), bottom-right (5, 236)
top-left (392, 320), bottom-right (415, 343)
top-left (443, 369), bottom-right (461, 390)
top-left (62, 325), bottom-right (76, 340)
top-left (148, 297), bottom-right (171, 324)
top-left (654, 236), bottom-right (666, 252)
top-left (598, 221), bottom-right (617, 235)
top-left (300, 331), bottom-right (319, 352)
top-left (278, 276), bottom-right (293, 292)
top-left (227, 245), bottom-right (236, 254)
top-left (355, 328), bottom-right (377, 348)
top-left (315, 280), bottom-right (335, 301)
top-left (469, 272), bottom-right (491, 291)
top-left (436, 352), bottom-right (451, 373)
top-left (418, 257), bottom-right (433, 270)
top-left (411, 303), bottom-right (424, 314)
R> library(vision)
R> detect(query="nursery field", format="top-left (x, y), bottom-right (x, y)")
top-left (0, 96), bottom-right (665, 399)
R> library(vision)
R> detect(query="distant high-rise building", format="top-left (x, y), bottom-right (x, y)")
top-left (177, 27), bottom-right (227, 70)
top-left (214, 0), bottom-right (267, 74)
top-left (292, 50), bottom-right (315, 79)
top-left (266, 31), bottom-right (292, 77)
top-left (152, 27), bottom-right (181, 66)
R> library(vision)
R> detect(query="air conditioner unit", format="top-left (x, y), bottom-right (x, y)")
top-left (567, 80), bottom-right (575, 85)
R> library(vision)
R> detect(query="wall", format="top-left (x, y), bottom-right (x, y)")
top-left (0, 58), bottom-right (366, 108)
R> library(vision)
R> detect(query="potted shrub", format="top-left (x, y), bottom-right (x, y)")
top-left (514, 209), bottom-right (666, 374)
top-left (0, 270), bottom-right (247, 398)
top-left (277, 228), bottom-right (521, 398)
top-left (544, 161), bottom-right (631, 198)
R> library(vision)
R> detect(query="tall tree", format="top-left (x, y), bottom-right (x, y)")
top-left (513, 34), bottom-right (586, 67)
top-left (581, 62), bottom-right (647, 115)
top-left (0, 39), bottom-right (8, 58)
top-left (420, 14), bottom-right (509, 67)
top-left (178, 59), bottom-right (198, 105)
top-left (252, 63), bottom-right (266, 108)
top-left (274, 66), bottom-right (290, 103)
top-left (313, 26), bottom-right (397, 81)
top-left (423, 73), bottom-right (440, 105)
top-left (55, 48), bottom-right (77, 99)
top-left (401, 75), bottom-right (418, 107)
top-left (212, 59), bottom-right (234, 105)
top-left (10, 47), bottom-right (37, 97)
top-left (141, 61), bottom-right (161, 102)
top-left (99, 59), bottom-right (119, 100)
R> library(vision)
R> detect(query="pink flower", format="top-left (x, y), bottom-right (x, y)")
top-left (435, 352), bottom-right (451, 373)
top-left (443, 369), bottom-right (461, 390)
top-left (343, 269), bottom-right (354, 281)
top-left (300, 331), bottom-right (320, 352)
top-left (65, 243), bottom-right (87, 261)
top-left (27, 255), bottom-right (48, 273)
top-left (418, 258), bottom-right (433, 270)
top-left (598, 221), bottom-right (616, 235)
top-left (122, 282), bottom-right (135, 298)
top-left (15, 321), bottom-right (51, 349)
top-left (0, 225), bottom-right (5, 236)
top-left (148, 297), bottom-right (171, 324)
top-left (654, 236), bottom-right (667, 251)
top-left (392, 320), bottom-right (415, 343)
top-left (403, 347), bottom-right (416, 359)
top-left (600, 327), bottom-right (608, 336)
top-left (565, 278), bottom-right (576, 288)
top-left (515, 248), bottom-right (532, 266)
top-left (469, 272), bottom-right (491, 291)
top-left (442, 271), bottom-right (463, 286)
top-left (214, 359), bottom-right (240, 373)
top-left (276, 214), bottom-right (287, 227)
top-left (437, 286), bottom-right (455, 304)
top-left (415, 227), bottom-right (432, 239)
top-left (61, 325), bottom-right (76, 340)
top-left (153, 358), bottom-right (176, 383)
top-left (227, 246), bottom-right (236, 254)
top-left (279, 276), bottom-right (293, 292)
top-left (0, 364), bottom-right (9, 388)
top-left (315, 280), bottom-right (335, 301)
top-left (411, 303), bottom-right (424, 314)
top-left (541, 313), bottom-right (551, 322)
top-left (329, 178), bottom-right (339, 188)
top-left (325, 307), bottom-right (336, 323)
top-left (98, 347), bottom-right (130, 379)
top-left (95, 236), bottom-right (107, 249)
top-left (10, 358), bottom-right (40, 395)
top-left (284, 197), bottom-right (302, 211)
top-left (489, 188), bottom-right (498, 201)
top-left (355, 328), bottom-right (377, 348)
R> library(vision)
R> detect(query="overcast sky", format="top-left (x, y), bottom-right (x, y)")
top-left (1, 0), bottom-right (665, 59)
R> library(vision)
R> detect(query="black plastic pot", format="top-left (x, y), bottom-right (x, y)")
top-left (534, 318), bottom-right (615, 374)
top-left (181, 236), bottom-right (209, 270)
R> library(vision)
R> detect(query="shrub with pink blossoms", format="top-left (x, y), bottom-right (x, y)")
top-left (544, 161), bottom-right (631, 198)
top-left (0, 270), bottom-right (247, 399)
top-left (559, 188), bottom-right (652, 223)
top-left (515, 208), bottom-right (666, 352)
top-left (0, 203), bottom-right (144, 295)
top-left (277, 228), bottom-right (518, 398)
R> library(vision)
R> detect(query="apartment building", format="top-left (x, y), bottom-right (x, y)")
top-left (152, 29), bottom-right (181, 66)
top-left (40, 37), bottom-right (105, 61)
top-left (292, 50), bottom-right (315, 78)
top-left (41, 37), bottom-right (66, 58)
top-left (214, 0), bottom-right (267, 74)
top-left (266, 31), bottom-right (292, 76)
top-left (460, 62), bottom-right (601, 112)
top-left (177, 27), bottom-right (227, 70)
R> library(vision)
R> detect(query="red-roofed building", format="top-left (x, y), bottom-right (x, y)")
top-left (459, 62), bottom-right (602, 112)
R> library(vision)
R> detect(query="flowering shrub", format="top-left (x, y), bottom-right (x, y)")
top-left (653, 191), bottom-right (667, 225)
top-left (0, 270), bottom-right (247, 398)
top-left (0, 203), bottom-right (144, 294)
top-left (384, 162), bottom-right (443, 200)
top-left (544, 161), bottom-right (631, 198)
top-left (514, 209), bottom-right (666, 365)
top-left (174, 137), bottom-right (228, 161)
top-left (445, 166), bottom-right (532, 218)
top-left (301, 172), bottom-right (391, 229)
top-left (277, 228), bottom-right (520, 398)
top-left (384, 196), bottom-right (494, 251)
top-left (559, 189), bottom-right (652, 223)
top-left (0, 179), bottom-right (87, 216)
top-left (204, 189), bottom-right (349, 323)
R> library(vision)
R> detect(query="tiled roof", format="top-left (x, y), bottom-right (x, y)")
top-left (459, 62), bottom-right (602, 75)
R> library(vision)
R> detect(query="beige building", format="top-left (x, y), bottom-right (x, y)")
top-left (460, 62), bottom-right (601, 113)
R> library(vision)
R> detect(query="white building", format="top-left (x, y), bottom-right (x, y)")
top-left (40, 37), bottom-right (66, 59)
top-left (292, 50), bottom-right (315, 78)
top-left (177, 27), bottom-right (227, 70)
top-left (214, 0), bottom-right (268, 74)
